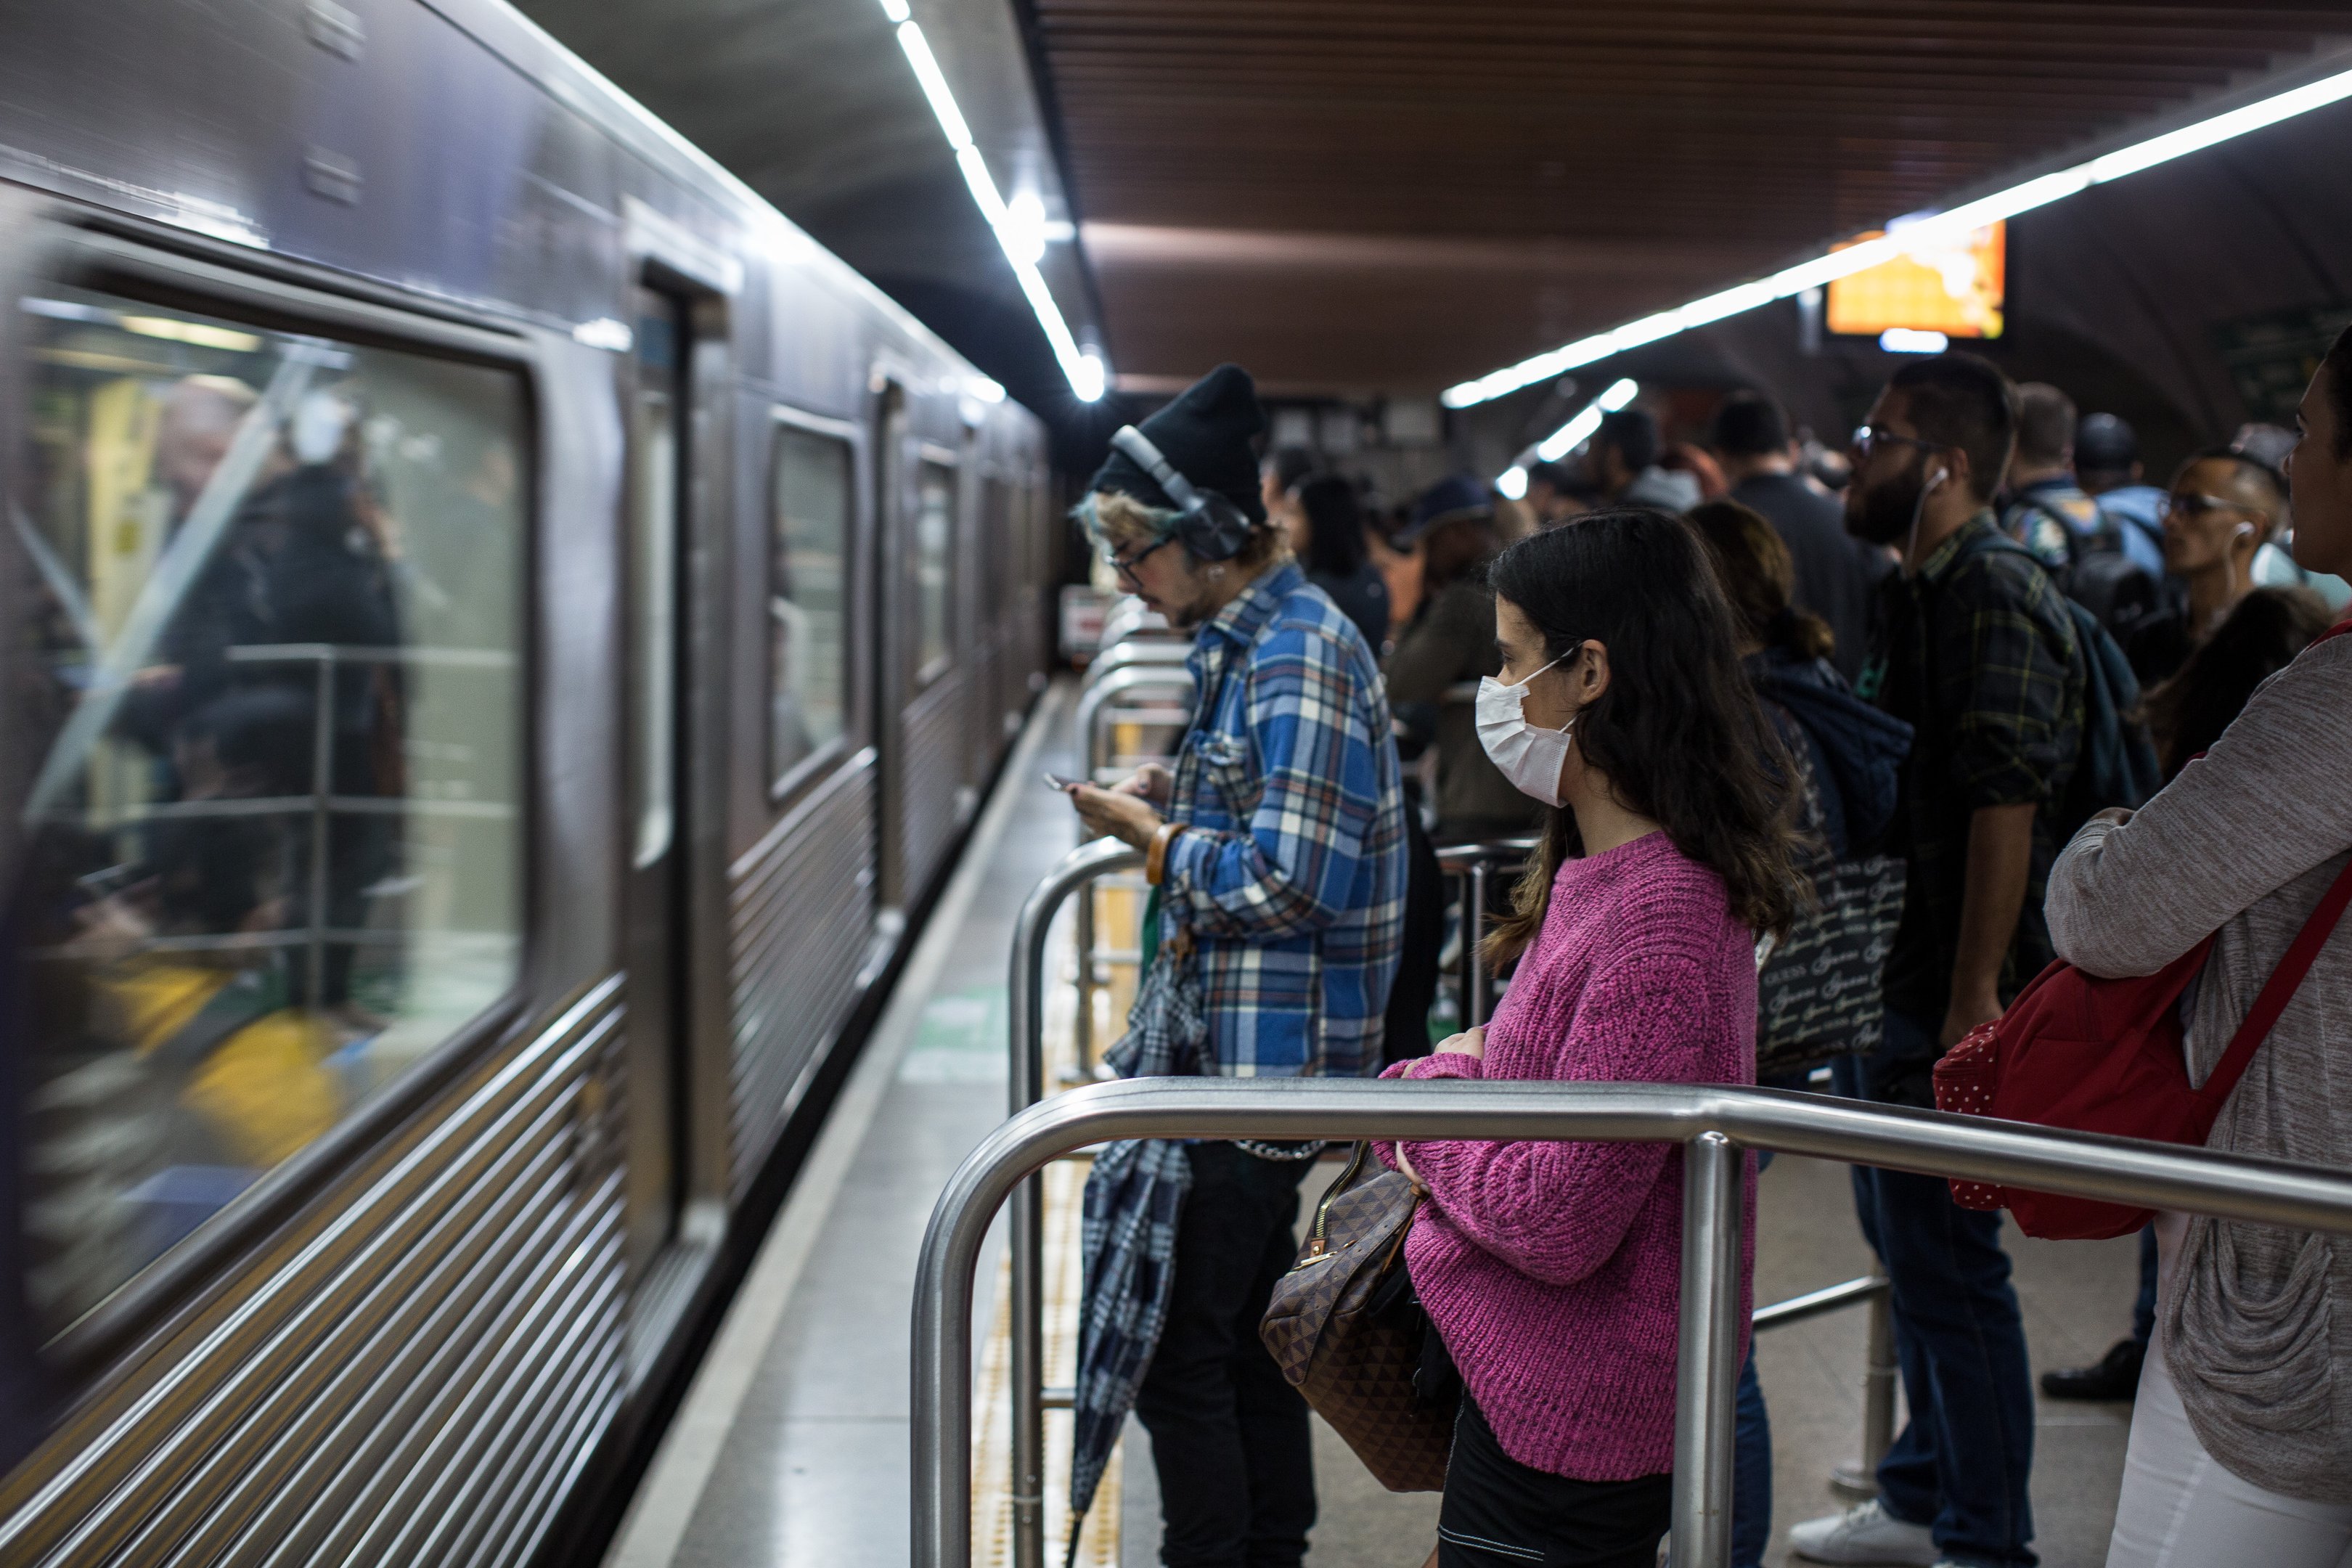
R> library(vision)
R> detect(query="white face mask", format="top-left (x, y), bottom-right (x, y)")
top-left (1475, 654), bottom-right (1575, 807)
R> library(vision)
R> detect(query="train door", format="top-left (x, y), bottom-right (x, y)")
top-left (621, 282), bottom-right (707, 1295)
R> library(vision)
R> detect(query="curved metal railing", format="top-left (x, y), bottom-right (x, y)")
top-left (916, 1077), bottom-right (2352, 1568)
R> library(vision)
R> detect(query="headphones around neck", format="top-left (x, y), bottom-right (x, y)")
top-left (1110, 425), bottom-right (1257, 563)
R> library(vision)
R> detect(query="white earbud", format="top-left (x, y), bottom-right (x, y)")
top-left (2234, 522), bottom-right (2258, 542)
top-left (1927, 469), bottom-right (1949, 493)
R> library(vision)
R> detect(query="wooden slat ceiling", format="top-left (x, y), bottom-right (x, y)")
top-left (1031, 1), bottom-right (2352, 393)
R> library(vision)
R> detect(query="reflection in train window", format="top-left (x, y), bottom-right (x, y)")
top-left (915, 460), bottom-right (955, 679)
top-left (769, 423), bottom-right (851, 789)
top-left (12, 287), bottom-right (526, 1338)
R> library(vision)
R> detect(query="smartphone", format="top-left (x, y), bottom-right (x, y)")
top-left (1042, 771), bottom-right (1083, 792)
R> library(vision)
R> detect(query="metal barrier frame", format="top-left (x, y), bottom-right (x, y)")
top-left (1003, 842), bottom-right (1892, 1568)
top-left (1433, 837), bottom-right (1535, 1026)
top-left (1079, 641), bottom-right (1193, 693)
top-left (1074, 665), bottom-right (1194, 782)
top-left (918, 1077), bottom-right (2352, 1568)
top-left (1004, 842), bottom-right (1144, 1568)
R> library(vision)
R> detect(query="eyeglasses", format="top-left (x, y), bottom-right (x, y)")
top-left (1102, 534), bottom-right (1176, 580)
top-left (2164, 491), bottom-right (2262, 525)
top-left (1851, 425), bottom-right (1945, 461)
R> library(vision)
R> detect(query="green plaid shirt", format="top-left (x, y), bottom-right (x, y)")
top-left (1863, 512), bottom-right (2084, 1032)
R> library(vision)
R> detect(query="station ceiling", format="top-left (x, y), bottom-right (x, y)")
top-left (1037, 1), bottom-right (2352, 395)
top-left (518, 0), bottom-right (2352, 424)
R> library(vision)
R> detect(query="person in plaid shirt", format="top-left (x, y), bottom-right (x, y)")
top-left (1063, 364), bottom-right (1406, 1568)
top-left (1792, 354), bottom-right (2083, 1568)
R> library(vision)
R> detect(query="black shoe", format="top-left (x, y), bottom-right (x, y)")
top-left (2041, 1337), bottom-right (2146, 1400)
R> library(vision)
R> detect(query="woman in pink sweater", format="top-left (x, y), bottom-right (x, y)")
top-left (1379, 510), bottom-right (1797, 1568)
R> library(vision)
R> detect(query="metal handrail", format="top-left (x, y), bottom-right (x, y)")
top-left (1005, 841), bottom-right (1146, 1568)
top-left (914, 1077), bottom-right (2352, 1568)
top-left (1095, 595), bottom-right (1178, 653)
top-left (1433, 836), bottom-right (1536, 1026)
top-left (1073, 664), bottom-right (1194, 783)
top-left (1079, 640), bottom-right (1192, 693)
top-left (1000, 841), bottom-right (1890, 1568)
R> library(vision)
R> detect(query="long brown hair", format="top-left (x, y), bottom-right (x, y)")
top-left (1482, 509), bottom-right (1800, 966)
top-left (1683, 500), bottom-right (1836, 663)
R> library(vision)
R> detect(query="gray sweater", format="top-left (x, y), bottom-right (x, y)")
top-left (2046, 632), bottom-right (2352, 1501)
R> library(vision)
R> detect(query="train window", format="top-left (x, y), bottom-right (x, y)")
top-left (12, 285), bottom-right (526, 1339)
top-left (914, 459), bottom-right (955, 679)
top-left (768, 422), bottom-right (851, 790)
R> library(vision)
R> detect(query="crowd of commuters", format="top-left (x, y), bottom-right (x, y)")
top-left (1063, 329), bottom-right (2352, 1568)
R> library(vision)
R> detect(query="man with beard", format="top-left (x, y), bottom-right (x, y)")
top-left (1790, 354), bottom-right (2079, 1568)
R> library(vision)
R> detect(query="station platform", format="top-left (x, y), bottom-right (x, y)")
top-left (600, 682), bottom-right (2146, 1568)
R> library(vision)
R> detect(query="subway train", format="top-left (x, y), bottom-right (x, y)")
top-left (0, 0), bottom-right (1055, 1560)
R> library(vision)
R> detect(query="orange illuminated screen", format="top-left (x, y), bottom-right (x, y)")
top-left (1826, 222), bottom-right (2006, 340)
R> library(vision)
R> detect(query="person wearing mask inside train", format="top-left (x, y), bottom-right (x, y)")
top-left (2048, 326), bottom-right (2352, 1567)
top-left (2119, 446), bottom-right (2287, 686)
top-left (1376, 509), bottom-right (1793, 1568)
top-left (1590, 408), bottom-right (1702, 513)
top-left (1063, 363), bottom-right (1408, 1568)
top-left (1793, 354), bottom-right (2078, 1568)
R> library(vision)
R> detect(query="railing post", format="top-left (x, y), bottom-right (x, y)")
top-left (1859, 1280), bottom-right (1897, 1477)
top-left (1005, 841), bottom-right (1143, 1568)
top-left (1672, 1131), bottom-right (1742, 1568)
top-left (1072, 888), bottom-right (1095, 1074)
top-left (1466, 859), bottom-right (1492, 1026)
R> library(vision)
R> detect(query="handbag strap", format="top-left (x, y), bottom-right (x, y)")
top-left (2199, 852), bottom-right (2352, 1111)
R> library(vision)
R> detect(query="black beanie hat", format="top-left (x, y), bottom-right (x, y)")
top-left (1087, 363), bottom-right (1269, 528)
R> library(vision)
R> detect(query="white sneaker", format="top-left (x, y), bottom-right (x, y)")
top-left (1787, 1499), bottom-right (1939, 1565)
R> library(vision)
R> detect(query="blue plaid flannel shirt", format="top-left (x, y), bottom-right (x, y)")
top-left (1159, 561), bottom-right (1408, 1078)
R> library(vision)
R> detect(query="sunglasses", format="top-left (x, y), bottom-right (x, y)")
top-left (2163, 491), bottom-right (2261, 524)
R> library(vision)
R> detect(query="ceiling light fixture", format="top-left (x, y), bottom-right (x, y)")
top-left (1442, 62), bottom-right (2352, 409)
top-left (1879, 327), bottom-right (1951, 354)
top-left (1498, 377), bottom-right (1639, 493)
top-left (881, 0), bottom-right (1102, 401)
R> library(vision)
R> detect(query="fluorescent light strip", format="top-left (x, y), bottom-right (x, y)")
top-left (1444, 64), bottom-right (2352, 409)
top-left (885, 4), bottom-right (1102, 401)
top-left (1498, 377), bottom-right (1638, 491)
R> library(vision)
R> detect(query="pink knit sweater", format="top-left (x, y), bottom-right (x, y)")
top-left (1379, 830), bottom-right (1757, 1480)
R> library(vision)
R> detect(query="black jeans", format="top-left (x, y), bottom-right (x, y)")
top-left (1437, 1395), bottom-right (1670, 1568)
top-left (1134, 1143), bottom-right (1316, 1568)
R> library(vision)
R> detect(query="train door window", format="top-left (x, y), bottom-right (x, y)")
top-left (629, 301), bottom-right (680, 873)
top-left (12, 285), bottom-right (526, 1340)
top-left (767, 420), bottom-right (852, 792)
top-left (913, 458), bottom-right (955, 681)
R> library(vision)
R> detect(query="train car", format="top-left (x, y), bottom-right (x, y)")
top-left (0, 0), bottom-right (1052, 1560)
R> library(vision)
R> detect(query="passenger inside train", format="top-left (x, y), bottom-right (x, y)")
top-left (4, 6), bottom-right (2352, 1568)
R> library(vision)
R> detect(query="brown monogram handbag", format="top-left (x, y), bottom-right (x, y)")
top-left (1258, 1143), bottom-right (1455, 1491)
